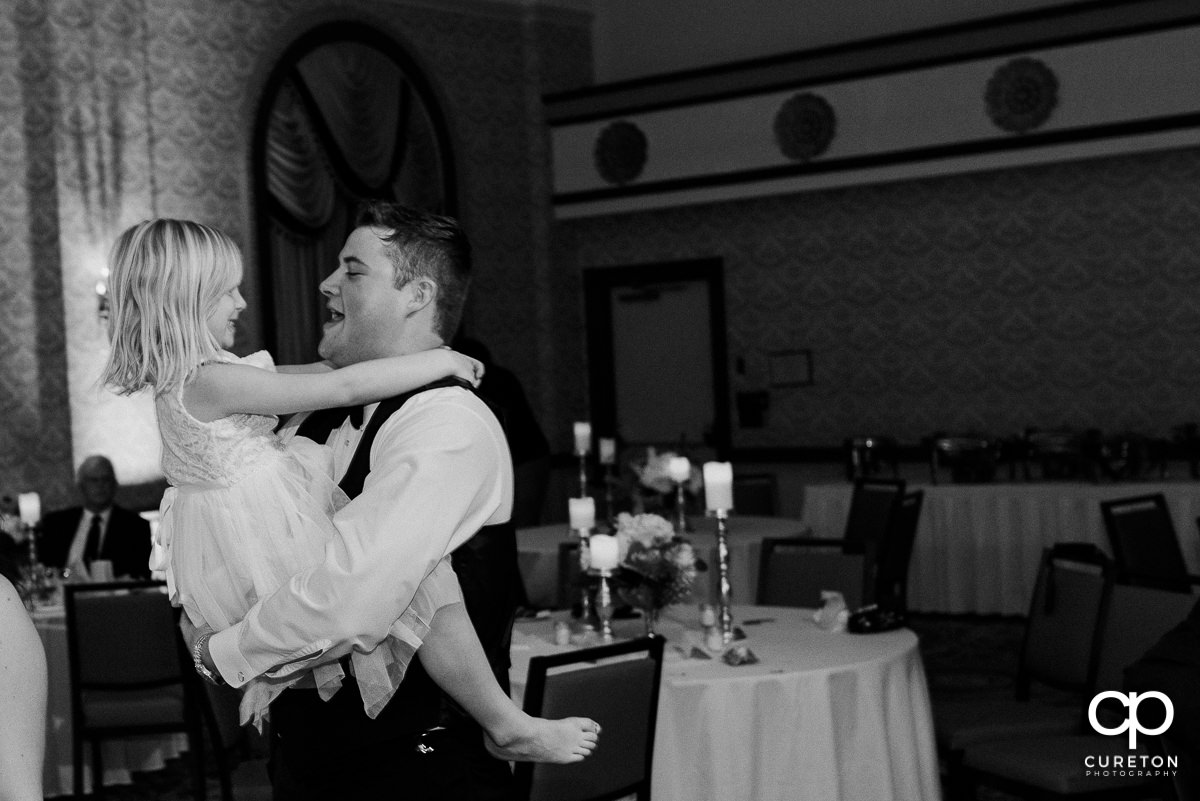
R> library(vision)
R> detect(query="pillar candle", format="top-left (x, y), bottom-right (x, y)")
top-left (703, 462), bottom-right (734, 511)
top-left (588, 534), bottom-right (620, 571)
top-left (17, 492), bottom-right (41, 526)
top-left (568, 496), bottom-right (595, 531)
top-left (668, 456), bottom-right (691, 483)
top-left (598, 437), bottom-right (617, 465)
top-left (573, 421), bottom-right (592, 455)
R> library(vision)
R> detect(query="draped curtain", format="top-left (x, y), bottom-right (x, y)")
top-left (261, 37), bottom-right (446, 364)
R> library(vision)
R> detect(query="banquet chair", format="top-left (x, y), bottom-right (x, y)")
top-left (515, 637), bottom-right (665, 801)
top-left (927, 434), bottom-right (998, 484)
top-left (872, 490), bottom-right (923, 613)
top-left (65, 580), bottom-right (232, 801)
top-left (1100, 493), bottom-right (1200, 594)
top-left (732, 472), bottom-right (779, 516)
top-left (758, 478), bottom-right (906, 610)
top-left (959, 580), bottom-right (1197, 800)
top-left (1020, 428), bottom-right (1100, 482)
top-left (936, 544), bottom-right (1111, 794)
top-left (843, 435), bottom-right (899, 481)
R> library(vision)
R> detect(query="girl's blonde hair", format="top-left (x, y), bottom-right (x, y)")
top-left (101, 218), bottom-right (243, 395)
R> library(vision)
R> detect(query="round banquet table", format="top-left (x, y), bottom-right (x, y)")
top-left (509, 604), bottom-right (941, 801)
top-left (517, 516), bottom-right (808, 609)
top-left (30, 604), bottom-right (189, 797)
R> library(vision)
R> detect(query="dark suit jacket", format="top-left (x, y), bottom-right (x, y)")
top-left (39, 505), bottom-right (152, 579)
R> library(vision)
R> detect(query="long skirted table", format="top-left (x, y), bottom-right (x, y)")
top-left (516, 516), bottom-right (809, 610)
top-left (31, 604), bottom-right (189, 797)
top-left (801, 481), bottom-right (1200, 615)
top-left (510, 604), bottom-right (941, 801)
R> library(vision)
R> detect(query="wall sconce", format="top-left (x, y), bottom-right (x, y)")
top-left (96, 267), bottom-right (110, 323)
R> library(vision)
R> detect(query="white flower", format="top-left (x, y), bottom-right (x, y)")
top-left (672, 542), bottom-right (697, 571)
top-left (0, 514), bottom-right (25, 540)
top-left (633, 448), bottom-right (703, 495)
top-left (614, 512), bottom-right (675, 551)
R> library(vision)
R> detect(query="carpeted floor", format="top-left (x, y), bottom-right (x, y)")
top-left (103, 613), bottom-right (1031, 801)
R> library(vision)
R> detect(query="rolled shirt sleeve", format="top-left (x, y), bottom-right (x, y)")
top-left (209, 388), bottom-right (514, 687)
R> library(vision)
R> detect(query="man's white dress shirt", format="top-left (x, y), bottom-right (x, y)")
top-left (209, 386), bottom-right (514, 687)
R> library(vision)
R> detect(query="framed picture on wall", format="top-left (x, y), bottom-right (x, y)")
top-left (769, 349), bottom-right (812, 387)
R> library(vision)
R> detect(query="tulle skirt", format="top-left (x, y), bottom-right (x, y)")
top-left (154, 438), bottom-right (460, 727)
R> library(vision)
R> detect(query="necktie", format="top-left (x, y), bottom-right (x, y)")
top-left (84, 513), bottom-right (102, 564)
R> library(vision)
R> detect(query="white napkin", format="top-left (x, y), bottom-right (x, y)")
top-left (813, 590), bottom-right (849, 632)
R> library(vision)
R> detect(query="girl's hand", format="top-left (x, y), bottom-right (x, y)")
top-left (447, 349), bottom-right (485, 387)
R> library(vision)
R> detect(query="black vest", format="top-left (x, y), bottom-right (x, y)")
top-left (296, 378), bottom-right (521, 727)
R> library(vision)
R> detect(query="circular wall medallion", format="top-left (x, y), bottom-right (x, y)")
top-left (773, 92), bottom-right (836, 162)
top-left (985, 57), bottom-right (1059, 134)
top-left (594, 120), bottom-right (647, 185)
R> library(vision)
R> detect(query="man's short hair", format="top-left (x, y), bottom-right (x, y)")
top-left (355, 201), bottom-right (471, 341)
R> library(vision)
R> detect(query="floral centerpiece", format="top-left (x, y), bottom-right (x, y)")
top-left (617, 446), bottom-right (702, 519)
top-left (611, 512), bottom-right (706, 635)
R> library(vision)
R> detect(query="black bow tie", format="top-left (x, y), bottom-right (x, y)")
top-left (294, 404), bottom-right (363, 444)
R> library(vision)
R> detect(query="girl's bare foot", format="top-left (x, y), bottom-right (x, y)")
top-left (484, 714), bottom-right (601, 763)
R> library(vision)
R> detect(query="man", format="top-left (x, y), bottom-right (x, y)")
top-left (40, 455), bottom-right (151, 580)
top-left (194, 202), bottom-right (524, 799)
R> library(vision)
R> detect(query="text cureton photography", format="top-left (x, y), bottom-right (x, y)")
top-left (1084, 690), bottom-right (1178, 778)
top-left (1083, 754), bottom-right (1178, 778)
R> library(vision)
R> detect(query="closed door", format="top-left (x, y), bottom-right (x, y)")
top-left (584, 259), bottom-right (730, 453)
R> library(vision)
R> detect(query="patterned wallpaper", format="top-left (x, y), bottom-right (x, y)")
top-left (555, 146), bottom-right (1200, 449)
top-left (0, 0), bottom-right (590, 506)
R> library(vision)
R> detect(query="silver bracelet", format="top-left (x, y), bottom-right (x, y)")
top-left (191, 630), bottom-right (226, 686)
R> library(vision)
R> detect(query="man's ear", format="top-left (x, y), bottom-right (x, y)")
top-left (406, 277), bottom-right (438, 315)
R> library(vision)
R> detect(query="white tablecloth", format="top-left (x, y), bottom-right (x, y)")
top-left (517, 516), bottom-right (808, 609)
top-left (801, 481), bottom-right (1200, 615)
top-left (31, 606), bottom-right (189, 797)
top-left (510, 605), bottom-right (940, 801)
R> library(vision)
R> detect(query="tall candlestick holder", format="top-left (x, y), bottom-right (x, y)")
top-left (24, 522), bottom-right (39, 567)
top-left (673, 481), bottom-right (689, 533)
top-left (603, 464), bottom-right (616, 526)
top-left (577, 452), bottom-right (589, 498)
top-left (576, 533), bottom-right (596, 631)
top-left (712, 509), bottom-right (734, 644)
top-left (20, 524), bottom-right (52, 609)
top-left (592, 568), bottom-right (616, 642)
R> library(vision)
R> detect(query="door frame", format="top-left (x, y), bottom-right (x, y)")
top-left (583, 258), bottom-right (731, 456)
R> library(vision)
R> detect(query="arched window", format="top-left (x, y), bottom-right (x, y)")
top-left (253, 22), bottom-right (455, 363)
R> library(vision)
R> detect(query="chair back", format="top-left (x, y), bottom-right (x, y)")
top-left (843, 435), bottom-right (898, 481)
top-left (842, 478), bottom-right (905, 555)
top-left (1101, 494), bottom-right (1193, 593)
top-left (65, 581), bottom-right (190, 728)
top-left (557, 541), bottom-right (584, 610)
top-left (927, 434), bottom-right (997, 484)
top-left (1023, 428), bottom-right (1097, 481)
top-left (732, 473), bottom-right (778, 516)
top-left (516, 637), bottom-right (665, 801)
top-left (873, 490), bottom-right (923, 611)
top-left (1016, 544), bottom-right (1111, 697)
top-left (756, 538), bottom-right (867, 609)
top-left (1089, 582), bottom-right (1197, 695)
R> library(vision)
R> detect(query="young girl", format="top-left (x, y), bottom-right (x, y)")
top-left (101, 218), bottom-right (597, 763)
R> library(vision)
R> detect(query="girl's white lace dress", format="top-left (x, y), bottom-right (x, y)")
top-left (151, 350), bottom-right (459, 727)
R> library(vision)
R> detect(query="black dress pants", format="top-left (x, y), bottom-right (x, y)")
top-left (268, 677), bottom-right (516, 801)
